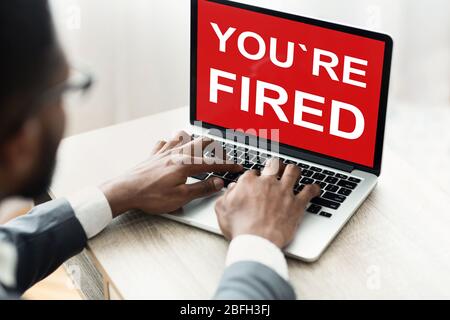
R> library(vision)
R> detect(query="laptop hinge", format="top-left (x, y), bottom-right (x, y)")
top-left (207, 129), bottom-right (355, 173)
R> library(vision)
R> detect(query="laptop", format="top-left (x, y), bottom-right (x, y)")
top-left (163, 0), bottom-right (392, 262)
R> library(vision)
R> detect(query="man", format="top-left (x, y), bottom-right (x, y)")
top-left (0, 0), bottom-right (320, 299)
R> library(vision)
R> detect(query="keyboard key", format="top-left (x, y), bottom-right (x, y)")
top-left (224, 146), bottom-right (234, 153)
top-left (227, 150), bottom-right (236, 158)
top-left (248, 149), bottom-right (258, 157)
top-left (254, 152), bottom-right (264, 159)
top-left (226, 154), bottom-right (236, 163)
top-left (307, 204), bottom-right (321, 214)
top-left (335, 173), bottom-right (348, 179)
top-left (300, 177), bottom-right (314, 184)
top-left (319, 212), bottom-right (332, 218)
top-left (297, 163), bottom-right (310, 169)
top-left (237, 152), bottom-right (246, 159)
top-left (222, 178), bottom-right (235, 188)
top-left (323, 192), bottom-right (346, 203)
top-left (225, 172), bottom-right (241, 181)
top-left (312, 173), bottom-right (326, 181)
top-left (310, 166), bottom-right (322, 172)
top-left (191, 173), bottom-right (210, 181)
top-left (338, 188), bottom-right (352, 196)
top-left (227, 147), bottom-right (237, 154)
top-left (293, 184), bottom-right (303, 195)
top-left (337, 179), bottom-right (357, 190)
top-left (311, 197), bottom-right (341, 210)
top-left (243, 162), bottom-right (254, 170)
top-left (302, 170), bottom-right (314, 177)
top-left (316, 182), bottom-right (327, 189)
top-left (325, 184), bottom-right (339, 192)
top-left (253, 164), bottom-right (264, 171)
top-left (323, 170), bottom-right (335, 176)
top-left (212, 172), bottom-right (227, 178)
top-left (325, 176), bottom-right (338, 184)
top-left (284, 159), bottom-right (297, 165)
top-left (348, 177), bottom-right (361, 183)
top-left (203, 150), bottom-right (213, 157)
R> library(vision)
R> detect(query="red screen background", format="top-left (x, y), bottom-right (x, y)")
top-left (196, 0), bottom-right (385, 167)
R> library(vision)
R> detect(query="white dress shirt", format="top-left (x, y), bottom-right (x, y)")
top-left (0, 241), bottom-right (16, 288)
top-left (0, 187), bottom-right (289, 289)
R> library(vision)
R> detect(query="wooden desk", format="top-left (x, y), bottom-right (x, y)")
top-left (50, 106), bottom-right (450, 299)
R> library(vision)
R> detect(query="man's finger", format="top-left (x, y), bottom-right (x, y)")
top-left (215, 195), bottom-right (225, 213)
top-left (152, 140), bottom-right (167, 155)
top-left (227, 182), bottom-right (237, 190)
top-left (182, 177), bottom-right (224, 201)
top-left (180, 137), bottom-right (232, 163)
top-left (281, 164), bottom-right (301, 188)
top-left (297, 184), bottom-right (321, 207)
top-left (261, 158), bottom-right (285, 177)
top-left (245, 169), bottom-right (259, 177)
top-left (180, 137), bottom-right (221, 158)
top-left (160, 131), bottom-right (192, 153)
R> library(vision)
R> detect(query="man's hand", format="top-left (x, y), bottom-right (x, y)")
top-left (215, 158), bottom-right (321, 248)
top-left (100, 131), bottom-right (242, 218)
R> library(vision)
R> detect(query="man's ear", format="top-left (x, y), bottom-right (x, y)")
top-left (0, 117), bottom-right (42, 180)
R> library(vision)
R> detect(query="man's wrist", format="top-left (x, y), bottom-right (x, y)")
top-left (99, 178), bottom-right (136, 218)
top-left (226, 234), bottom-right (289, 281)
top-left (231, 230), bottom-right (285, 249)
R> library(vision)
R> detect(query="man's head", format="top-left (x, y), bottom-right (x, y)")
top-left (0, 0), bottom-right (68, 198)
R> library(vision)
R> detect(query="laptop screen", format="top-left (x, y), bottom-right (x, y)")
top-left (193, 0), bottom-right (390, 169)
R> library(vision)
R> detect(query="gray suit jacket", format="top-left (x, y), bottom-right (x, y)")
top-left (0, 199), bottom-right (295, 300)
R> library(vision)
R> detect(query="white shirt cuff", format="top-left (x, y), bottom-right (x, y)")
top-left (226, 234), bottom-right (289, 281)
top-left (67, 187), bottom-right (113, 239)
top-left (0, 241), bottom-right (17, 287)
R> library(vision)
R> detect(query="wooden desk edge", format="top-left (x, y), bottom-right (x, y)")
top-left (42, 189), bottom-right (123, 300)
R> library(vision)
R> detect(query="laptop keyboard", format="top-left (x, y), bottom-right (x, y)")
top-left (190, 135), bottom-right (362, 219)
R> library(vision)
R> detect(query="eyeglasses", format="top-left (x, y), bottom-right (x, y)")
top-left (0, 68), bottom-right (94, 144)
top-left (36, 68), bottom-right (94, 108)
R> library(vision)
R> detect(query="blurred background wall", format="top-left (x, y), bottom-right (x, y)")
top-left (48, 0), bottom-right (450, 135)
